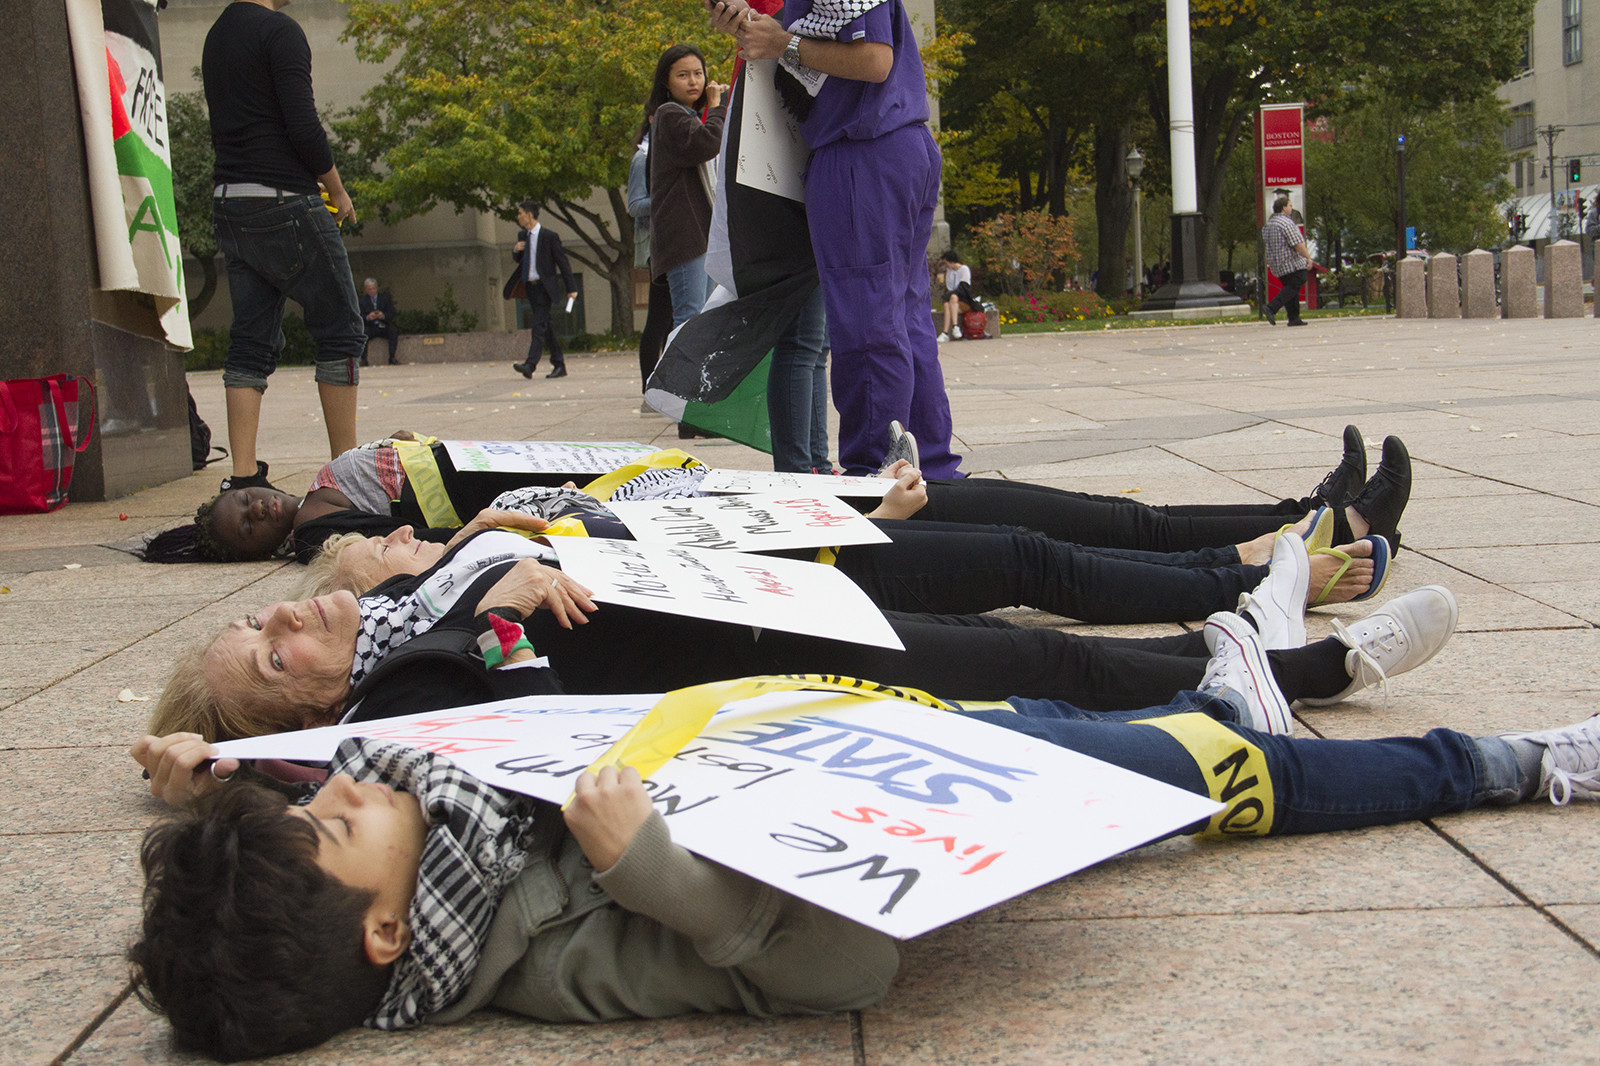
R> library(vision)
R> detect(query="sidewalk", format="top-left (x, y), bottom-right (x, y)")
top-left (4, 315), bottom-right (1599, 1064)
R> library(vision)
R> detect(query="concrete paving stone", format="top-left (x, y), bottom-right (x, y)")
top-left (0, 600), bottom-right (207, 649)
top-left (0, 747), bottom-right (153, 835)
top-left (987, 820), bottom-right (1512, 923)
top-left (0, 559), bottom-right (287, 600)
top-left (1365, 553), bottom-right (1590, 631)
top-left (1299, 687), bottom-right (1600, 744)
top-left (0, 642), bottom-right (114, 692)
top-left (869, 908), bottom-right (1600, 1065)
top-left (1500, 578), bottom-right (1600, 625)
top-left (1400, 491), bottom-right (1600, 549)
top-left (1546, 904), bottom-right (1600, 951)
top-left (1434, 803), bottom-right (1600, 906)
top-left (0, 956), bottom-right (133, 1066)
top-left (72, 995), bottom-right (855, 1066)
top-left (0, 830), bottom-right (143, 962)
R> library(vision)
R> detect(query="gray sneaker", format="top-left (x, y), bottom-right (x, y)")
top-left (1299, 585), bottom-right (1458, 707)
top-left (1500, 715), bottom-right (1600, 805)
top-left (877, 420), bottom-right (919, 475)
top-left (1237, 531), bottom-right (1309, 650)
top-left (1200, 611), bottom-right (1294, 735)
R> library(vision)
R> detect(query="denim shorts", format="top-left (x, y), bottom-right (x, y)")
top-left (213, 194), bottom-right (365, 390)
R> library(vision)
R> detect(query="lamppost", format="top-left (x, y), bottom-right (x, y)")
top-left (1126, 145), bottom-right (1144, 296)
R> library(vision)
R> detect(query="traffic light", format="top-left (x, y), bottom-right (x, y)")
top-left (1580, 196), bottom-right (1591, 224)
top-left (1569, 158), bottom-right (1582, 183)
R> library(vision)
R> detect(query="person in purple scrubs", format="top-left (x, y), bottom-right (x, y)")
top-left (706, 0), bottom-right (962, 479)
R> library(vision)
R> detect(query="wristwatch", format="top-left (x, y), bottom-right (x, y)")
top-left (783, 32), bottom-right (802, 68)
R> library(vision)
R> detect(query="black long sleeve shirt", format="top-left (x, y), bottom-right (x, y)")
top-left (201, 2), bottom-right (333, 193)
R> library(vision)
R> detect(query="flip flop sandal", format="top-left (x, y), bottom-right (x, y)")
top-left (1309, 534), bottom-right (1391, 607)
top-left (1276, 505), bottom-right (1334, 554)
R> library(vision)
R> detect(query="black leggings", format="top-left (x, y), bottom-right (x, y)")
top-left (827, 519), bottom-right (1266, 625)
top-left (528, 604), bottom-right (1344, 713)
top-left (912, 478), bottom-right (1340, 553)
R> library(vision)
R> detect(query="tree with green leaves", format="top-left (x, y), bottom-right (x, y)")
top-left (336, 0), bottom-right (723, 334)
top-left (167, 88), bottom-right (219, 319)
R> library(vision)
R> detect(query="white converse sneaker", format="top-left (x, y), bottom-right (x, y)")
top-left (1299, 585), bottom-right (1458, 707)
top-left (1499, 716), bottom-right (1600, 805)
top-left (1201, 611), bottom-right (1294, 735)
top-left (1237, 531), bottom-right (1309, 650)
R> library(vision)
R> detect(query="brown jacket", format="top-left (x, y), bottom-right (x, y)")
top-left (648, 100), bottom-right (727, 278)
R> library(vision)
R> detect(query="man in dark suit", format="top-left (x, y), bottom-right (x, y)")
top-left (358, 278), bottom-right (400, 365)
top-left (504, 200), bottom-right (578, 379)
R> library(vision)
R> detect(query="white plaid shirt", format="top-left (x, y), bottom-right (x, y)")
top-left (1263, 212), bottom-right (1308, 277)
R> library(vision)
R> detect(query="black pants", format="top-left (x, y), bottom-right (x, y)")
top-left (525, 287), bottom-right (565, 371)
top-left (1266, 269), bottom-right (1308, 323)
top-left (363, 321), bottom-right (399, 364)
top-left (828, 519), bottom-right (1264, 625)
top-left (527, 602), bottom-right (1337, 713)
top-left (639, 275), bottom-right (672, 389)
top-left (913, 478), bottom-right (1332, 553)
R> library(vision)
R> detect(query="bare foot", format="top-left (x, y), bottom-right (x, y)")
top-left (1236, 513), bottom-right (1313, 566)
top-left (1345, 504), bottom-right (1370, 540)
top-left (1306, 539), bottom-right (1377, 605)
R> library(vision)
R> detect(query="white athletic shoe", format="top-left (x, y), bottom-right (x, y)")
top-left (1298, 585), bottom-right (1458, 707)
top-left (1201, 611), bottom-right (1294, 735)
top-left (937, 332), bottom-right (951, 343)
top-left (952, 325), bottom-right (962, 339)
top-left (1499, 715), bottom-right (1600, 805)
top-left (1237, 531), bottom-right (1309, 650)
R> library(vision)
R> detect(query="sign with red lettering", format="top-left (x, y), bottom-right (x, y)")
top-left (550, 538), bottom-right (904, 649)
top-left (216, 690), bottom-right (1221, 938)
top-left (608, 492), bottom-right (890, 552)
top-left (699, 468), bottom-right (898, 498)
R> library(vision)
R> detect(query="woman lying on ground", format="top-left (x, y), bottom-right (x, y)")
top-left (129, 609), bottom-right (1599, 1062)
top-left (298, 497), bottom-right (1383, 640)
top-left (141, 528), bottom-right (1454, 750)
top-left (138, 425), bottom-right (1409, 567)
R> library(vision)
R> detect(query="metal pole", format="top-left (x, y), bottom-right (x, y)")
top-left (1131, 179), bottom-right (1143, 296)
top-left (1538, 124), bottom-right (1564, 239)
top-left (1395, 135), bottom-right (1406, 260)
top-left (1165, 0), bottom-right (1198, 214)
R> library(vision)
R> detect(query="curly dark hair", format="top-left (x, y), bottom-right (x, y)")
top-left (128, 783), bottom-right (392, 1061)
top-left (139, 494), bottom-right (252, 564)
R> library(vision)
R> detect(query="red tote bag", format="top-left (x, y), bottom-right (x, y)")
top-left (0, 374), bottom-right (97, 514)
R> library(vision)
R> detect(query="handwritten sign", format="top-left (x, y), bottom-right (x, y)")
top-left (215, 690), bottom-right (1221, 938)
top-left (443, 440), bottom-right (656, 475)
top-left (606, 492), bottom-right (890, 553)
top-left (549, 539), bottom-right (903, 649)
top-left (698, 468), bottom-right (898, 498)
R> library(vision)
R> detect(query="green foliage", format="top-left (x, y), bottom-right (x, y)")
top-left (1307, 90), bottom-right (1516, 257)
top-left (392, 283), bottom-right (480, 334)
top-left (336, 0), bottom-right (716, 334)
top-left (167, 86), bottom-right (221, 318)
top-left (965, 209), bottom-right (1079, 294)
top-left (186, 317), bottom-right (317, 373)
top-left (992, 289), bottom-right (1117, 323)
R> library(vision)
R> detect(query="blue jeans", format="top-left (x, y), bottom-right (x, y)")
top-left (768, 285), bottom-right (830, 472)
top-left (665, 256), bottom-right (712, 328)
top-left (960, 693), bottom-right (1512, 837)
top-left (213, 194), bottom-right (365, 390)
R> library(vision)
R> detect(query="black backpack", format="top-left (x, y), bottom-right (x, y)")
top-left (187, 388), bottom-right (228, 471)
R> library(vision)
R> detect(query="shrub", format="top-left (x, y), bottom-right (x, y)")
top-left (394, 283), bottom-right (479, 334)
top-left (965, 210), bottom-right (1078, 295)
top-left (992, 290), bottom-right (1118, 324)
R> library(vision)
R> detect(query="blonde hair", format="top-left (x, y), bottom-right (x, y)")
top-left (149, 634), bottom-right (315, 743)
top-left (290, 532), bottom-right (371, 599)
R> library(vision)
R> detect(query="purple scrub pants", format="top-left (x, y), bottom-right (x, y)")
top-left (805, 124), bottom-right (962, 478)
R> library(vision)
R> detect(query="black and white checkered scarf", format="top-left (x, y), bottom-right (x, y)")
top-left (608, 465), bottom-right (709, 501)
top-left (316, 738), bottom-right (540, 1030)
top-left (348, 534), bottom-right (529, 685)
top-left (788, 0), bottom-right (884, 39)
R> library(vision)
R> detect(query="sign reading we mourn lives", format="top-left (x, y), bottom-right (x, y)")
top-left (607, 493), bottom-right (891, 552)
top-left (215, 688), bottom-right (1221, 938)
top-left (444, 441), bottom-right (657, 475)
top-left (64, 0), bottom-right (190, 348)
top-left (549, 539), bottom-right (903, 649)
top-left (698, 468), bottom-right (898, 498)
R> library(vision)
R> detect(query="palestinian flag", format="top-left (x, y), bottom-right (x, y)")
top-left (644, 58), bottom-right (818, 451)
top-left (65, 0), bottom-right (189, 348)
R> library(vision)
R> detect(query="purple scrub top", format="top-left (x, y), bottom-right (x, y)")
top-left (784, 0), bottom-right (930, 148)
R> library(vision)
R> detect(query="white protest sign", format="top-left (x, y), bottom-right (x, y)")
top-left (734, 59), bottom-right (808, 203)
top-left (443, 440), bottom-right (656, 475)
top-left (606, 493), bottom-right (891, 552)
top-left (215, 691), bottom-right (1221, 939)
top-left (698, 468), bottom-right (898, 498)
top-left (549, 538), bottom-right (903, 649)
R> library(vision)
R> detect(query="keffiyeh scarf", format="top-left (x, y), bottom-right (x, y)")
top-left (608, 465), bottom-right (710, 501)
top-left (316, 738), bottom-right (541, 1030)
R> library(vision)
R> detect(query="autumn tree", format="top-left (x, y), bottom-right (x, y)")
top-left (337, 0), bottom-right (720, 334)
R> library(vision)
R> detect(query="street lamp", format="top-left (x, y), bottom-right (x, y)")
top-left (1126, 145), bottom-right (1144, 296)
